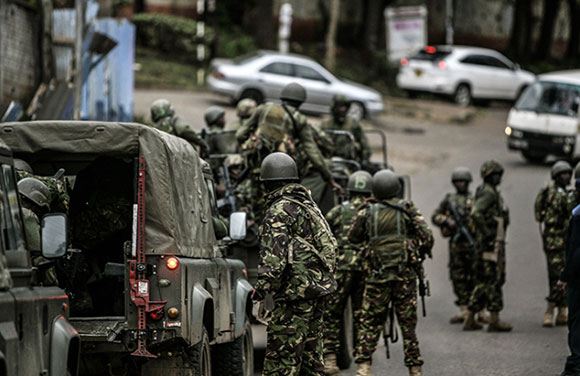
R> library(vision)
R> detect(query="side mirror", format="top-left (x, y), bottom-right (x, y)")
top-left (229, 212), bottom-right (247, 241)
top-left (41, 213), bottom-right (68, 259)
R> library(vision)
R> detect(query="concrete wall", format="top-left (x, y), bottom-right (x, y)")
top-left (0, 1), bottom-right (41, 114)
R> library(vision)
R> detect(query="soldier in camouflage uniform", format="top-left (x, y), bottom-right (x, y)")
top-left (432, 167), bottom-right (475, 324)
top-left (463, 160), bottom-right (512, 332)
top-left (253, 152), bottom-right (337, 376)
top-left (349, 170), bottom-right (434, 376)
top-left (150, 99), bottom-right (209, 156)
top-left (534, 160), bottom-right (574, 327)
top-left (226, 98), bottom-right (257, 131)
top-left (15, 159), bottom-right (70, 214)
top-left (323, 170), bottom-right (373, 375)
top-left (236, 83), bottom-right (340, 220)
top-left (320, 95), bottom-right (371, 166)
top-left (572, 162), bottom-right (580, 207)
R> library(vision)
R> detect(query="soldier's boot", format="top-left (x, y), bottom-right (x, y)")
top-left (324, 353), bottom-right (341, 375)
top-left (556, 307), bottom-right (568, 326)
top-left (463, 310), bottom-right (483, 331)
top-left (543, 303), bottom-right (556, 327)
top-left (356, 361), bottom-right (372, 376)
top-left (450, 305), bottom-right (468, 324)
top-left (408, 366), bottom-right (422, 376)
top-left (477, 309), bottom-right (491, 324)
top-left (487, 311), bottom-right (513, 332)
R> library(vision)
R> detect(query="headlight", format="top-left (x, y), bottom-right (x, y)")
top-left (505, 127), bottom-right (512, 136)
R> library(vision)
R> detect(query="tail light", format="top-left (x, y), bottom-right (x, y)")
top-left (438, 60), bottom-right (447, 70)
top-left (149, 307), bottom-right (164, 321)
top-left (211, 69), bottom-right (225, 80)
top-left (400, 57), bottom-right (409, 67)
top-left (166, 256), bottom-right (180, 271)
top-left (425, 45), bottom-right (437, 54)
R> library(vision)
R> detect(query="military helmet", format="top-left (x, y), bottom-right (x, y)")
top-left (551, 160), bottom-right (573, 179)
top-left (17, 177), bottom-right (51, 209)
top-left (332, 94), bottom-right (350, 108)
top-left (480, 160), bottom-right (504, 179)
top-left (347, 170), bottom-right (373, 194)
top-left (236, 98), bottom-right (257, 118)
top-left (14, 159), bottom-right (33, 173)
top-left (280, 83), bottom-right (307, 105)
top-left (150, 99), bottom-right (174, 122)
top-left (451, 166), bottom-right (472, 182)
top-left (575, 162), bottom-right (580, 179)
top-left (260, 152), bottom-right (299, 182)
top-left (372, 169), bottom-right (401, 200)
top-left (204, 106), bottom-right (225, 126)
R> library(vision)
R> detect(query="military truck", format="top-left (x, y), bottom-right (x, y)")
top-left (0, 139), bottom-right (80, 375)
top-left (0, 121), bottom-right (254, 376)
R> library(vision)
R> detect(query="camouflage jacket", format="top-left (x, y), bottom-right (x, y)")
top-left (255, 183), bottom-right (337, 301)
top-left (22, 207), bottom-right (40, 251)
top-left (349, 198), bottom-right (433, 282)
top-left (432, 192), bottom-right (474, 245)
top-left (236, 103), bottom-right (333, 181)
top-left (325, 195), bottom-right (367, 271)
top-left (16, 170), bottom-right (70, 214)
top-left (225, 119), bottom-right (243, 131)
top-left (153, 115), bottom-right (209, 155)
top-left (471, 183), bottom-right (509, 252)
top-left (320, 115), bottom-right (371, 163)
top-left (534, 182), bottom-right (573, 250)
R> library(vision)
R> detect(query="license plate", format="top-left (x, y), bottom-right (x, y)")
top-left (414, 69), bottom-right (423, 77)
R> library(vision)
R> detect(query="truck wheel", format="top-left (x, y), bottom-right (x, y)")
top-left (522, 151), bottom-right (547, 164)
top-left (212, 317), bottom-right (254, 376)
top-left (189, 328), bottom-right (212, 376)
top-left (337, 298), bottom-right (354, 370)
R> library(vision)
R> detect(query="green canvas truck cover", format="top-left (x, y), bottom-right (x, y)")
top-left (0, 121), bottom-right (217, 258)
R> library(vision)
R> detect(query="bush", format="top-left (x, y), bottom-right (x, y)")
top-left (216, 27), bottom-right (257, 58)
top-left (133, 13), bottom-right (215, 63)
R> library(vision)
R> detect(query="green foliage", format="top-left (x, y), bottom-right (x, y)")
top-left (133, 13), bottom-right (215, 63)
top-left (135, 47), bottom-right (202, 91)
top-left (217, 27), bottom-right (258, 58)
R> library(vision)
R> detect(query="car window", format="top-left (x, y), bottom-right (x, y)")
top-left (483, 56), bottom-right (511, 69)
top-left (515, 81), bottom-right (580, 117)
top-left (293, 64), bottom-right (329, 83)
top-left (460, 55), bottom-right (488, 66)
top-left (260, 62), bottom-right (294, 77)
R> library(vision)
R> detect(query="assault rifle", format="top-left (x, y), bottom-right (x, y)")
top-left (448, 201), bottom-right (476, 249)
top-left (416, 263), bottom-right (430, 317)
top-left (383, 299), bottom-right (399, 359)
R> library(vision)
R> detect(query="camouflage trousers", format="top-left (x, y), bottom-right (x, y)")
top-left (263, 299), bottom-right (325, 376)
top-left (323, 269), bottom-right (365, 355)
top-left (544, 247), bottom-right (567, 307)
top-left (449, 242), bottom-right (474, 306)
top-left (468, 259), bottom-right (505, 313)
top-left (354, 280), bottom-right (423, 367)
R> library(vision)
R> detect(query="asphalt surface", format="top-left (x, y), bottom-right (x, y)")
top-left (135, 90), bottom-right (569, 375)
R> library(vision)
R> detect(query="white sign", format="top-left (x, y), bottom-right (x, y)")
top-left (385, 6), bottom-right (428, 63)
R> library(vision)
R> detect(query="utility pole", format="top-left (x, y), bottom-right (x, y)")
top-left (445, 0), bottom-right (454, 45)
top-left (196, 0), bottom-right (206, 85)
top-left (325, 0), bottom-right (340, 70)
top-left (278, 3), bottom-right (292, 53)
top-left (73, 0), bottom-right (84, 120)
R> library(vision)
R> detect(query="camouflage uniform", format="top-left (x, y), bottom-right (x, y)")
top-left (432, 192), bottom-right (474, 306)
top-left (255, 183), bottom-right (337, 376)
top-left (323, 195), bottom-right (367, 357)
top-left (320, 116), bottom-right (370, 164)
top-left (16, 170), bottom-right (69, 214)
top-left (349, 199), bottom-right (433, 368)
top-left (468, 182), bottom-right (510, 314)
top-left (535, 182), bottom-right (573, 307)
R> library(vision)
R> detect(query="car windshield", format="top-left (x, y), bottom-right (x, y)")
top-left (515, 81), bottom-right (580, 117)
top-left (410, 47), bottom-right (452, 61)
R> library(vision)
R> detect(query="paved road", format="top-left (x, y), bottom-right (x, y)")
top-left (135, 90), bottom-right (569, 375)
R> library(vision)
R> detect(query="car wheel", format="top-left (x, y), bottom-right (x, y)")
top-left (348, 101), bottom-right (366, 120)
top-left (337, 298), bottom-right (354, 370)
top-left (188, 327), bottom-right (212, 376)
top-left (454, 84), bottom-right (472, 107)
top-left (212, 317), bottom-right (254, 376)
top-left (522, 151), bottom-right (547, 164)
top-left (239, 89), bottom-right (264, 104)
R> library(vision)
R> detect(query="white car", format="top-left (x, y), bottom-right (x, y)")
top-left (208, 50), bottom-right (384, 118)
top-left (396, 46), bottom-right (535, 106)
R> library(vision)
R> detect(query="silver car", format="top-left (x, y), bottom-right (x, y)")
top-left (208, 50), bottom-right (384, 118)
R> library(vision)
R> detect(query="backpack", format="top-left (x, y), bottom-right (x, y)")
top-left (367, 202), bottom-right (409, 269)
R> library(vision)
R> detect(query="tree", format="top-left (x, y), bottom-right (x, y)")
top-left (244, 0), bottom-right (275, 48)
top-left (325, 0), bottom-right (340, 70)
top-left (567, 0), bottom-right (580, 58)
top-left (508, 0), bottom-right (533, 61)
top-left (535, 0), bottom-right (562, 60)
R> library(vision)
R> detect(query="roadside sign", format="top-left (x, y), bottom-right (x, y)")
top-left (384, 6), bottom-right (428, 63)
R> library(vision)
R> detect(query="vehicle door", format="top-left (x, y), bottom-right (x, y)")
top-left (257, 62), bottom-right (295, 101)
top-left (482, 54), bottom-right (521, 99)
top-left (458, 54), bottom-right (496, 97)
top-left (291, 63), bottom-right (333, 112)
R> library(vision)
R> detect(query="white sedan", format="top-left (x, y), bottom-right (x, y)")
top-left (208, 50), bottom-right (384, 118)
top-left (396, 46), bottom-right (535, 106)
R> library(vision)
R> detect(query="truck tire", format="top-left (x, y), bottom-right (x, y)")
top-left (212, 317), bottom-right (254, 376)
top-left (337, 298), bottom-right (354, 370)
top-left (189, 327), bottom-right (212, 376)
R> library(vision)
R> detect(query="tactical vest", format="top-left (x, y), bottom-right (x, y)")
top-left (280, 197), bottom-right (337, 301)
top-left (367, 202), bottom-right (408, 269)
top-left (255, 104), bottom-right (294, 153)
